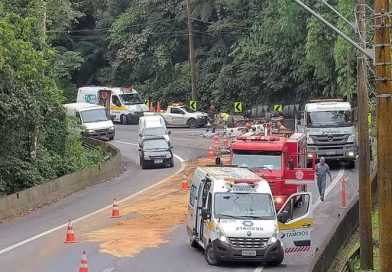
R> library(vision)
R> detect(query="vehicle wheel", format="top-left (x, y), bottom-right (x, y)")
top-left (141, 160), bottom-right (147, 169)
top-left (251, 107), bottom-right (258, 118)
top-left (205, 243), bottom-right (221, 266)
top-left (266, 249), bottom-right (284, 266)
top-left (121, 115), bottom-right (128, 125)
top-left (108, 136), bottom-right (114, 141)
top-left (187, 118), bottom-right (197, 128)
top-left (347, 160), bottom-right (355, 169)
top-left (169, 159), bottom-right (174, 168)
top-left (257, 106), bottom-right (264, 118)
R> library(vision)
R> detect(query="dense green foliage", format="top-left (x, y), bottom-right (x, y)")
top-left (60, 0), bottom-right (365, 111)
top-left (0, 0), bottom-right (107, 196)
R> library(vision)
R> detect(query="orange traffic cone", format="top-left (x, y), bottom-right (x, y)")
top-left (64, 219), bottom-right (76, 243)
top-left (156, 102), bottom-right (161, 112)
top-left (223, 135), bottom-right (229, 147)
top-left (213, 134), bottom-right (219, 144)
top-left (79, 250), bottom-right (88, 272)
top-left (208, 145), bottom-right (214, 158)
top-left (111, 198), bottom-right (121, 218)
top-left (181, 174), bottom-right (189, 190)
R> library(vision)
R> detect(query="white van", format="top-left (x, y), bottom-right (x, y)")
top-left (64, 103), bottom-right (115, 140)
top-left (187, 166), bottom-right (313, 266)
top-left (138, 115), bottom-right (170, 145)
top-left (77, 86), bottom-right (149, 124)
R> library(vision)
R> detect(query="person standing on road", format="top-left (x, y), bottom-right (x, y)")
top-left (315, 157), bottom-right (332, 201)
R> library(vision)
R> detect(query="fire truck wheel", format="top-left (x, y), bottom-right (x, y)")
top-left (252, 107), bottom-right (258, 118)
top-left (257, 106), bottom-right (264, 118)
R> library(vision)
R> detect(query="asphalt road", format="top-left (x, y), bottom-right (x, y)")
top-left (0, 125), bottom-right (357, 272)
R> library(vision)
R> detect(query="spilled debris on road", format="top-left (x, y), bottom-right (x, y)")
top-left (84, 156), bottom-right (228, 257)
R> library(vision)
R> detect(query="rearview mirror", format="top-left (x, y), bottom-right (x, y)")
top-left (277, 210), bottom-right (290, 223)
top-left (138, 133), bottom-right (142, 137)
top-left (138, 148), bottom-right (143, 151)
top-left (201, 209), bottom-right (211, 220)
top-left (168, 130), bottom-right (172, 135)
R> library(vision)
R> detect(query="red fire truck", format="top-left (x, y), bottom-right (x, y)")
top-left (230, 126), bottom-right (316, 210)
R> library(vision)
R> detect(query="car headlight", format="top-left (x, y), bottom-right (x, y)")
top-left (216, 225), bottom-right (229, 243)
top-left (144, 155), bottom-right (150, 159)
top-left (307, 136), bottom-right (314, 144)
top-left (87, 129), bottom-right (95, 133)
top-left (109, 126), bottom-right (115, 130)
top-left (268, 226), bottom-right (279, 244)
top-left (166, 153), bottom-right (172, 159)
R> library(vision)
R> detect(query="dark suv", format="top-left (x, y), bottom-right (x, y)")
top-left (139, 137), bottom-right (174, 169)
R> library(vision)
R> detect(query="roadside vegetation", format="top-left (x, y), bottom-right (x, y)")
top-left (0, 1), bottom-right (108, 196)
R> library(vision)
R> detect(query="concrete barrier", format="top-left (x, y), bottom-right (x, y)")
top-left (309, 163), bottom-right (378, 272)
top-left (0, 139), bottom-right (122, 221)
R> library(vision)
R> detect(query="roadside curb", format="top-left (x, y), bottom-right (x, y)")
top-left (0, 138), bottom-right (122, 222)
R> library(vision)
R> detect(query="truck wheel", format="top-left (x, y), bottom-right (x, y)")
top-left (205, 243), bottom-right (221, 266)
top-left (347, 160), bottom-right (355, 169)
top-left (121, 115), bottom-right (128, 125)
top-left (251, 107), bottom-right (258, 118)
top-left (187, 118), bottom-right (197, 128)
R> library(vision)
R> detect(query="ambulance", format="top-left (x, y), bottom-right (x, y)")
top-left (187, 166), bottom-right (313, 266)
top-left (77, 86), bottom-right (149, 124)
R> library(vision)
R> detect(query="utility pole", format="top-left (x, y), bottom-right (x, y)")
top-left (186, 0), bottom-right (197, 101)
top-left (374, 0), bottom-right (392, 270)
top-left (357, 0), bottom-right (373, 269)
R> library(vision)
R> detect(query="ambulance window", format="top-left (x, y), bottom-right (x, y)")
top-left (112, 95), bottom-right (121, 106)
top-left (292, 194), bottom-right (310, 219)
top-left (189, 185), bottom-right (197, 206)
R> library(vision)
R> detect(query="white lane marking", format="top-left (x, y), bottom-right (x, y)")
top-left (0, 145), bottom-right (186, 256)
top-left (102, 268), bottom-right (114, 272)
top-left (254, 266), bottom-right (264, 272)
top-left (314, 168), bottom-right (345, 208)
top-left (113, 141), bottom-right (184, 163)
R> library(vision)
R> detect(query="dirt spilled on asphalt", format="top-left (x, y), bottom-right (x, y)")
top-left (84, 156), bottom-right (228, 257)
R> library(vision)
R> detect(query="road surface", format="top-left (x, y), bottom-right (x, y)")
top-left (0, 125), bottom-right (358, 271)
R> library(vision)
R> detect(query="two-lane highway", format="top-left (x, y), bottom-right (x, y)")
top-left (0, 125), bottom-right (357, 272)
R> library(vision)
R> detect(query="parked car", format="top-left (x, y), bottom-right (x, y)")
top-left (139, 137), bottom-right (174, 169)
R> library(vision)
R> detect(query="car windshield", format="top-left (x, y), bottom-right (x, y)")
top-left (119, 93), bottom-right (143, 105)
top-left (181, 106), bottom-right (195, 113)
top-left (307, 110), bottom-right (352, 127)
top-left (215, 193), bottom-right (276, 220)
top-left (144, 127), bottom-right (166, 136)
top-left (80, 109), bottom-right (110, 123)
top-left (232, 151), bottom-right (282, 170)
top-left (143, 139), bottom-right (169, 150)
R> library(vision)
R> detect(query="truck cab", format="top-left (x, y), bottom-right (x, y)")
top-left (230, 131), bottom-right (315, 210)
top-left (299, 99), bottom-right (357, 167)
top-left (187, 166), bottom-right (313, 266)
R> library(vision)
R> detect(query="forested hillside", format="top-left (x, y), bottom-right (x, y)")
top-left (58, 0), bottom-right (362, 110)
top-left (0, 0), bottom-right (107, 196)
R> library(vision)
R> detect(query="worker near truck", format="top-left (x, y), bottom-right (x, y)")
top-left (315, 157), bottom-right (332, 201)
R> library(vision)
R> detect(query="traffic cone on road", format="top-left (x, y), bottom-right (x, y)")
top-left (208, 145), bottom-right (214, 158)
top-left (213, 134), bottom-right (219, 144)
top-left (64, 219), bottom-right (76, 243)
top-left (79, 250), bottom-right (88, 272)
top-left (181, 174), bottom-right (189, 190)
top-left (156, 102), bottom-right (161, 113)
top-left (111, 198), bottom-right (121, 218)
top-left (341, 177), bottom-right (347, 208)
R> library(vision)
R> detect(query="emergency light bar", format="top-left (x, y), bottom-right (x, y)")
top-left (237, 135), bottom-right (280, 142)
top-left (309, 99), bottom-right (343, 103)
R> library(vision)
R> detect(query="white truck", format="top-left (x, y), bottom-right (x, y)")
top-left (300, 99), bottom-right (357, 168)
top-left (161, 103), bottom-right (208, 128)
top-left (187, 166), bottom-right (313, 266)
top-left (77, 86), bottom-right (149, 124)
